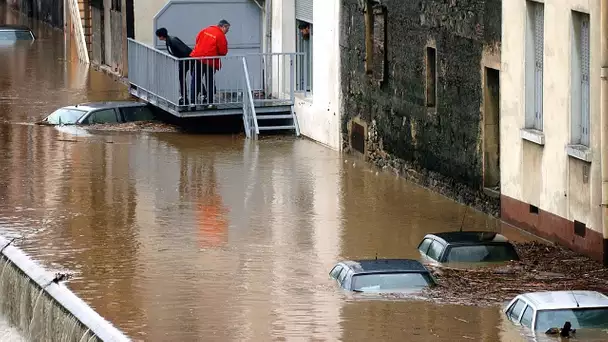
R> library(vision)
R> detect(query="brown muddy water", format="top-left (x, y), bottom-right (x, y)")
top-left (0, 5), bottom-right (545, 342)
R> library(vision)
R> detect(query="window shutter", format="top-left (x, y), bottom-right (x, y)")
top-left (295, 0), bottom-right (313, 23)
top-left (533, 4), bottom-right (544, 130)
top-left (581, 16), bottom-right (590, 146)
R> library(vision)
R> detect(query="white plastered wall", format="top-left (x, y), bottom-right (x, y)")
top-left (501, 0), bottom-right (602, 232)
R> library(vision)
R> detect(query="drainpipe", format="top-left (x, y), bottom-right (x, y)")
top-left (264, 0), bottom-right (272, 95)
top-left (601, 0), bottom-right (608, 265)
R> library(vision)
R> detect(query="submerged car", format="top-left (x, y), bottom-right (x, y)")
top-left (0, 24), bottom-right (35, 42)
top-left (418, 231), bottom-right (519, 264)
top-left (38, 101), bottom-right (156, 126)
top-left (504, 291), bottom-right (608, 335)
top-left (329, 259), bottom-right (437, 293)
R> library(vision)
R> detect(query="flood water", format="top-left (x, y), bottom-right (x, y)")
top-left (0, 5), bottom-right (539, 342)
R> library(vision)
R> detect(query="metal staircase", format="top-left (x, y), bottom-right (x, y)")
top-left (256, 105), bottom-right (299, 134)
top-left (127, 39), bottom-right (303, 138)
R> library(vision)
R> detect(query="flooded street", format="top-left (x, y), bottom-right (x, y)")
top-left (0, 5), bottom-right (539, 342)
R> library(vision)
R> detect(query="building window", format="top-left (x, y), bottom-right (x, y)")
top-left (525, 1), bottom-right (544, 131)
top-left (296, 20), bottom-right (313, 94)
top-left (571, 11), bottom-right (590, 146)
top-left (111, 0), bottom-right (121, 11)
top-left (425, 47), bottom-right (437, 107)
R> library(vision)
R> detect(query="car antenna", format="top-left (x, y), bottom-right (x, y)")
top-left (459, 206), bottom-right (468, 232)
top-left (375, 252), bottom-right (378, 261)
top-left (571, 290), bottom-right (580, 308)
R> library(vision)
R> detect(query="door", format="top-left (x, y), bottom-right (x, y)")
top-left (484, 67), bottom-right (500, 190)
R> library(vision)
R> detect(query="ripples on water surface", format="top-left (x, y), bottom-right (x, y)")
top-left (0, 4), bottom-right (540, 342)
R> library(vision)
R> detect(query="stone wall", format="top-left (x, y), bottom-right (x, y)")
top-left (8, 0), bottom-right (64, 28)
top-left (340, 0), bottom-right (501, 215)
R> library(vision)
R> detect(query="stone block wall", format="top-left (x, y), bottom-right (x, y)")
top-left (340, 0), bottom-right (501, 213)
top-left (8, 0), bottom-right (64, 28)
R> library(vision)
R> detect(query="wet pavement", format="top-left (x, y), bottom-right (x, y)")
top-left (0, 5), bottom-right (545, 342)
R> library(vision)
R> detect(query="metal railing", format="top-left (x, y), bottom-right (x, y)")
top-left (127, 39), bottom-right (304, 109)
top-left (242, 58), bottom-right (259, 138)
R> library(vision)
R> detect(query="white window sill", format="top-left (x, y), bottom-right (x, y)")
top-left (566, 144), bottom-right (592, 163)
top-left (520, 128), bottom-right (545, 146)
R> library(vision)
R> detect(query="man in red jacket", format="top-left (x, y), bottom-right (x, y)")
top-left (190, 19), bottom-right (230, 109)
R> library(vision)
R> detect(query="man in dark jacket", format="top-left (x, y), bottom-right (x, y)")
top-left (156, 27), bottom-right (192, 105)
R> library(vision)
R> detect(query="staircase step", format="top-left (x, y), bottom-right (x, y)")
top-left (257, 114), bottom-right (293, 120)
top-left (258, 125), bottom-right (295, 131)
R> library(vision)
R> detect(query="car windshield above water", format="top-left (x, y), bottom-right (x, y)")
top-left (351, 272), bottom-right (433, 292)
top-left (0, 25), bottom-right (35, 42)
top-left (418, 231), bottom-right (519, 264)
top-left (329, 259), bottom-right (436, 293)
top-left (505, 291), bottom-right (608, 334)
top-left (44, 108), bottom-right (87, 125)
top-left (535, 307), bottom-right (608, 332)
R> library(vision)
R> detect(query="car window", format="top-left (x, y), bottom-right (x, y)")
top-left (86, 109), bottom-right (118, 124)
top-left (520, 305), bottom-right (534, 328)
top-left (351, 272), bottom-right (433, 292)
top-left (426, 241), bottom-right (444, 261)
top-left (445, 244), bottom-right (519, 263)
top-left (44, 108), bottom-right (87, 125)
top-left (0, 30), bottom-right (34, 41)
top-left (535, 307), bottom-right (608, 332)
top-left (418, 238), bottom-right (433, 254)
top-left (337, 268), bottom-right (348, 284)
top-left (507, 299), bottom-right (526, 322)
top-left (120, 106), bottom-right (154, 122)
top-left (329, 265), bottom-right (343, 279)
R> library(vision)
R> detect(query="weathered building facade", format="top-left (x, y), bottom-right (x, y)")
top-left (340, 0), bottom-right (501, 213)
top-left (6, 0), bottom-right (64, 28)
top-left (501, 0), bottom-right (608, 264)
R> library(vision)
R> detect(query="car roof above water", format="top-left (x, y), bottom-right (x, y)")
top-left (341, 259), bottom-right (429, 274)
top-left (0, 24), bottom-right (32, 31)
top-left (518, 290), bottom-right (608, 311)
top-left (66, 101), bottom-right (146, 112)
top-left (424, 231), bottom-right (510, 245)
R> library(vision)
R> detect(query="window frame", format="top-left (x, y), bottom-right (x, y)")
top-left (524, 0), bottom-right (545, 132)
top-left (417, 238), bottom-right (433, 255)
top-left (81, 108), bottom-right (120, 125)
top-left (520, 305), bottom-right (535, 328)
top-left (442, 243), bottom-right (520, 263)
top-left (295, 19), bottom-right (313, 95)
top-left (329, 265), bottom-right (343, 280)
top-left (425, 240), bottom-right (446, 262)
top-left (506, 298), bottom-right (531, 324)
top-left (570, 10), bottom-right (590, 147)
top-left (119, 105), bottom-right (154, 122)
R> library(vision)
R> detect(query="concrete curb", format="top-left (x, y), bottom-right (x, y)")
top-left (0, 236), bottom-right (131, 342)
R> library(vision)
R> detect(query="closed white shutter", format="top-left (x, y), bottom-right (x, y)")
top-left (581, 16), bottom-right (590, 146)
top-left (296, 0), bottom-right (313, 23)
top-left (533, 3), bottom-right (544, 131)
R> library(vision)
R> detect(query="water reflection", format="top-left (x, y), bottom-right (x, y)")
top-left (0, 4), bottom-right (533, 342)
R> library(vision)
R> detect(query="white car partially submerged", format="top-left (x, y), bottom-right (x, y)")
top-left (505, 290), bottom-right (608, 338)
top-left (38, 101), bottom-right (156, 126)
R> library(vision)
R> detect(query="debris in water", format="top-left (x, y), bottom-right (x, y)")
top-left (85, 121), bottom-right (180, 133)
top-left (418, 242), bottom-right (608, 306)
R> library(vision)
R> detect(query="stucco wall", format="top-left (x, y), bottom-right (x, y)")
top-left (271, 0), bottom-right (342, 150)
top-left (133, 0), bottom-right (165, 45)
top-left (501, 0), bottom-right (602, 233)
top-left (340, 0), bottom-right (501, 188)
